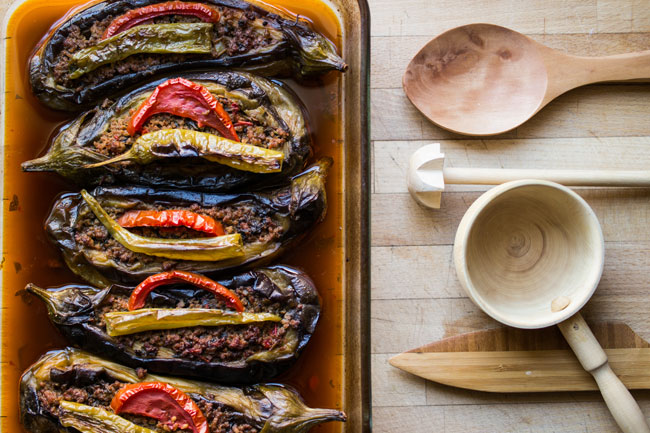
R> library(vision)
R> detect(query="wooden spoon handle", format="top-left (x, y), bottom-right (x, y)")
top-left (571, 51), bottom-right (650, 84)
top-left (558, 313), bottom-right (650, 433)
top-left (545, 50), bottom-right (650, 100)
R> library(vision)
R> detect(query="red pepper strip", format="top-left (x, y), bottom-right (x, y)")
top-left (110, 382), bottom-right (208, 433)
top-left (128, 77), bottom-right (239, 142)
top-left (129, 270), bottom-right (245, 312)
top-left (118, 210), bottom-right (225, 236)
top-left (103, 2), bottom-right (220, 39)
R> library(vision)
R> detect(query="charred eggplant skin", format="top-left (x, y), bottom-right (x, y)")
top-left (28, 265), bottom-right (320, 383)
top-left (20, 348), bottom-right (346, 433)
top-left (30, 0), bottom-right (346, 111)
top-left (22, 71), bottom-right (311, 192)
top-left (45, 159), bottom-right (330, 286)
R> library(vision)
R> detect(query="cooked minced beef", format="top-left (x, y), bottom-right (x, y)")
top-left (74, 200), bottom-right (284, 266)
top-left (119, 323), bottom-right (288, 362)
top-left (91, 108), bottom-right (289, 157)
top-left (53, 8), bottom-right (281, 88)
top-left (93, 290), bottom-right (299, 363)
top-left (37, 366), bottom-right (259, 432)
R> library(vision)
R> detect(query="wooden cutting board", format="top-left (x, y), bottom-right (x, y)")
top-left (389, 322), bottom-right (650, 392)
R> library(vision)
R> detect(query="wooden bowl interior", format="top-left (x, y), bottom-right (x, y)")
top-left (402, 23), bottom-right (548, 135)
top-left (460, 183), bottom-right (604, 328)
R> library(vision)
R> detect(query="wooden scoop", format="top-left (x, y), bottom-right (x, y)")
top-left (454, 180), bottom-right (649, 432)
top-left (403, 23), bottom-right (650, 136)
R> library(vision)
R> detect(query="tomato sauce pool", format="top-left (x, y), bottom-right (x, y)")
top-left (1, 1), bottom-right (346, 431)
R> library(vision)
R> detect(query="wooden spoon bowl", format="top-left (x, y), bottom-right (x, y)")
top-left (454, 180), bottom-right (604, 328)
top-left (403, 23), bottom-right (650, 136)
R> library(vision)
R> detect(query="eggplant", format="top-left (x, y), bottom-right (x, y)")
top-left (23, 71), bottom-right (311, 191)
top-left (30, 0), bottom-right (347, 111)
top-left (45, 159), bottom-right (330, 287)
top-left (26, 265), bottom-right (320, 383)
top-left (20, 348), bottom-right (346, 433)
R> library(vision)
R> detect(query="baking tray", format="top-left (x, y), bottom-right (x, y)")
top-left (0, 0), bottom-right (370, 431)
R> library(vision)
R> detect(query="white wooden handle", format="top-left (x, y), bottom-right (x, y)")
top-left (407, 143), bottom-right (650, 209)
top-left (558, 313), bottom-right (650, 433)
top-left (444, 167), bottom-right (650, 187)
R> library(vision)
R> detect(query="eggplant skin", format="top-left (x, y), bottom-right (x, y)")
top-left (44, 159), bottom-right (330, 287)
top-left (22, 71), bottom-right (312, 192)
top-left (28, 265), bottom-right (320, 383)
top-left (30, 0), bottom-right (347, 111)
top-left (20, 348), bottom-right (347, 433)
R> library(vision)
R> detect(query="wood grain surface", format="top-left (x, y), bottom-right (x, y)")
top-left (368, 0), bottom-right (650, 431)
top-left (2, 0), bottom-right (650, 431)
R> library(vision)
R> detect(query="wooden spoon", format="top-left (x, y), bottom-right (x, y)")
top-left (403, 23), bottom-right (650, 136)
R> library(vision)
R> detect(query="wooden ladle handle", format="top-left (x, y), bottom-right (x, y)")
top-left (558, 313), bottom-right (650, 433)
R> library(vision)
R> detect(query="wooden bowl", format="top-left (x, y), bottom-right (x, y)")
top-left (453, 180), bottom-right (604, 329)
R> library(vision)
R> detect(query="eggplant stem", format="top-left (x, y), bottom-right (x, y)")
top-left (84, 153), bottom-right (132, 168)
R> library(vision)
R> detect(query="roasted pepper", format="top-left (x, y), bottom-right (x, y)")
top-left (111, 382), bottom-right (209, 433)
top-left (130, 270), bottom-right (245, 311)
top-left (103, 2), bottom-right (220, 39)
top-left (27, 265), bottom-right (320, 382)
top-left (20, 348), bottom-right (346, 433)
top-left (23, 71), bottom-right (308, 190)
top-left (80, 189), bottom-right (244, 262)
top-left (45, 159), bottom-right (330, 286)
top-left (118, 210), bottom-right (226, 236)
top-left (84, 129), bottom-right (285, 174)
top-left (69, 23), bottom-right (214, 79)
top-left (104, 309), bottom-right (282, 336)
top-left (29, 0), bottom-right (347, 110)
top-left (59, 401), bottom-right (158, 433)
top-left (127, 77), bottom-right (238, 141)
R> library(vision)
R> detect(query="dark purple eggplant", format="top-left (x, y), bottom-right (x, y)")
top-left (20, 348), bottom-right (346, 433)
top-left (45, 159), bottom-right (330, 287)
top-left (26, 265), bottom-right (319, 383)
top-left (22, 71), bottom-right (311, 191)
top-left (30, 0), bottom-right (347, 111)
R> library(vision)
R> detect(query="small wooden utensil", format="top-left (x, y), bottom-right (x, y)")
top-left (408, 143), bottom-right (650, 209)
top-left (390, 323), bottom-right (650, 392)
top-left (403, 23), bottom-right (650, 136)
top-left (454, 180), bottom-right (649, 432)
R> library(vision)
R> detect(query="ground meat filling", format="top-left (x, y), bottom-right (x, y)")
top-left (93, 285), bottom-right (300, 363)
top-left (73, 200), bottom-right (284, 267)
top-left (91, 105), bottom-right (290, 158)
top-left (52, 7), bottom-right (283, 89)
top-left (36, 366), bottom-right (259, 432)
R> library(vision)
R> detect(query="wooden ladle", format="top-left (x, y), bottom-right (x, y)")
top-left (454, 180), bottom-right (650, 432)
top-left (403, 23), bottom-right (650, 136)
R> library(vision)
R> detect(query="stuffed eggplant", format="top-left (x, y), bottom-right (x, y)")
top-left (26, 265), bottom-right (319, 383)
top-left (23, 72), bottom-right (311, 191)
top-left (30, 0), bottom-right (347, 110)
top-left (45, 159), bottom-right (329, 287)
top-left (20, 348), bottom-right (346, 433)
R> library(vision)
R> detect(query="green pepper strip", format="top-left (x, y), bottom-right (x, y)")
top-left (85, 129), bottom-right (284, 174)
top-left (104, 308), bottom-right (282, 337)
top-left (80, 190), bottom-right (244, 261)
top-left (59, 401), bottom-right (157, 433)
top-left (68, 23), bottom-right (213, 79)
